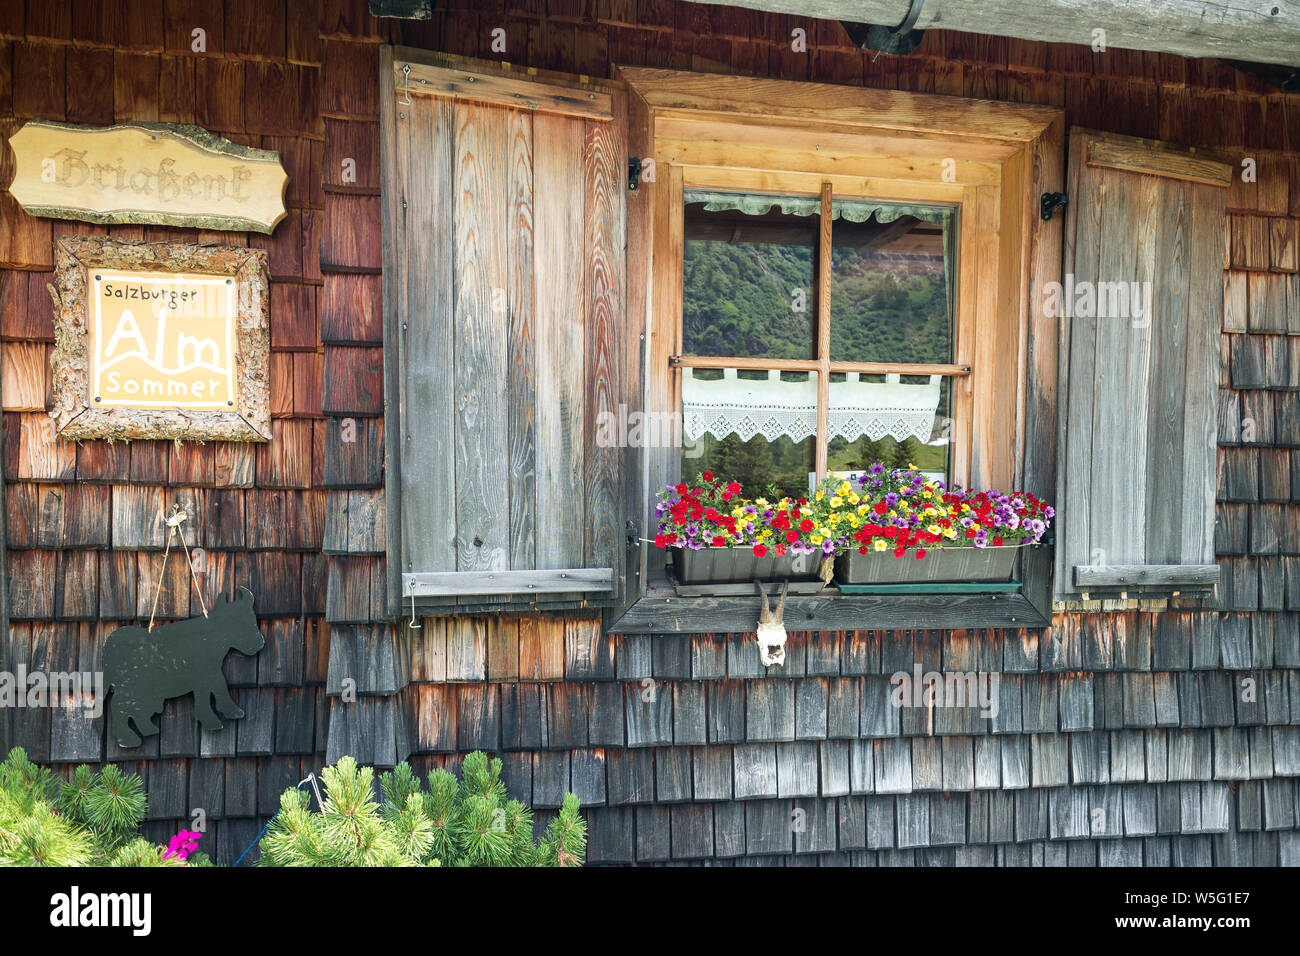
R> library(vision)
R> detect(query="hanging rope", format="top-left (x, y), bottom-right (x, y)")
top-left (146, 505), bottom-right (209, 632)
top-left (232, 773), bottom-right (321, 867)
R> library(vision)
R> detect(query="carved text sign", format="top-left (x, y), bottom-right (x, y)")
top-left (91, 270), bottom-right (236, 411)
top-left (6, 120), bottom-right (287, 234)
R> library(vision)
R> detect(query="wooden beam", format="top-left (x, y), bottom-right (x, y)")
top-left (667, 1), bottom-right (1300, 68)
top-left (607, 590), bottom-right (1051, 633)
top-left (404, 568), bottom-right (614, 596)
top-left (1072, 564), bottom-right (1221, 588)
top-left (1086, 135), bottom-right (1232, 188)
top-left (394, 59), bottom-right (614, 121)
top-left (669, 356), bottom-right (971, 377)
top-left (620, 68), bottom-right (1060, 144)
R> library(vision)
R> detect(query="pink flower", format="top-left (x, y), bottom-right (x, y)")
top-left (164, 829), bottom-right (203, 862)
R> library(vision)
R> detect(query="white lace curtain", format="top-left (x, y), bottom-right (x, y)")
top-left (682, 367), bottom-right (942, 444)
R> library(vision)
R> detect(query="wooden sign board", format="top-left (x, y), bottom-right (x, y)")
top-left (50, 238), bottom-right (271, 442)
top-left (91, 271), bottom-right (237, 411)
top-left (7, 120), bottom-right (288, 234)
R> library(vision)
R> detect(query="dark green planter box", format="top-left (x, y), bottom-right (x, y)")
top-left (671, 547), bottom-right (821, 585)
top-left (835, 545), bottom-right (1021, 584)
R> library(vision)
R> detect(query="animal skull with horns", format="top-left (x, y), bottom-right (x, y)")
top-left (755, 580), bottom-right (790, 667)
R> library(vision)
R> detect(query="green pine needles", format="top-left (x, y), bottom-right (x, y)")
top-left (259, 752), bottom-right (586, 867)
top-left (0, 747), bottom-right (209, 867)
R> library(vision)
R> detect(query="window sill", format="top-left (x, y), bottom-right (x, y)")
top-left (606, 585), bottom-right (1050, 634)
top-left (606, 548), bottom-right (1054, 634)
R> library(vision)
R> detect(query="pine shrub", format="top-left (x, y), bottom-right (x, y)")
top-left (0, 747), bottom-right (203, 867)
top-left (259, 752), bottom-right (586, 867)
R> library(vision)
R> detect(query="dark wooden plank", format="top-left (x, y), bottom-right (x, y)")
top-left (453, 101), bottom-right (511, 573)
top-left (390, 82), bottom-right (456, 589)
top-left (506, 106), bottom-right (537, 572)
top-left (1074, 564), bottom-right (1220, 587)
top-left (608, 591), bottom-right (1051, 633)
top-left (533, 110), bottom-right (587, 570)
top-left (321, 272), bottom-right (382, 344)
top-left (582, 108), bottom-right (624, 584)
top-left (1057, 131), bottom-right (1104, 598)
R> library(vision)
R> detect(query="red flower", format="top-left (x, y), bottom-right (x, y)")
top-left (874, 502), bottom-right (888, 515)
top-left (799, 519), bottom-right (814, 533)
top-left (858, 546), bottom-right (868, 555)
top-left (704, 508), bottom-right (719, 521)
top-left (728, 482), bottom-right (741, 494)
top-left (654, 534), bottom-right (667, 547)
top-left (666, 533), bottom-right (677, 543)
top-left (702, 471), bottom-right (714, 482)
top-left (712, 535), bottom-right (726, 547)
top-left (753, 544), bottom-right (767, 557)
top-left (675, 483), bottom-right (688, 494)
top-left (915, 549), bottom-right (927, 559)
top-left (775, 544), bottom-right (787, 556)
top-left (893, 546), bottom-right (906, 558)
top-left (992, 536), bottom-right (1003, 546)
top-left (786, 530), bottom-right (799, 542)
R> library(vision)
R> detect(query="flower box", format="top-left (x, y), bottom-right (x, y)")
top-left (836, 544), bottom-right (1022, 584)
top-left (672, 546), bottom-right (821, 585)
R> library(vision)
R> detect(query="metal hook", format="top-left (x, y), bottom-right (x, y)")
top-left (298, 772), bottom-right (324, 812)
top-left (399, 63), bottom-right (412, 105)
top-left (408, 588), bottom-right (422, 629)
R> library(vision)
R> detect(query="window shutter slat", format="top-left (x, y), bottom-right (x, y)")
top-left (383, 51), bottom-right (627, 610)
top-left (396, 93), bottom-right (457, 579)
top-left (533, 111), bottom-right (589, 571)
top-left (1055, 129), bottom-right (1229, 600)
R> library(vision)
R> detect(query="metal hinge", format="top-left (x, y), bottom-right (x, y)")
top-left (626, 519), bottom-right (639, 546)
top-left (1040, 192), bottom-right (1068, 221)
top-left (628, 157), bottom-right (642, 192)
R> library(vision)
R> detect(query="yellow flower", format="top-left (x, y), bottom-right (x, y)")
top-left (838, 482), bottom-right (852, 496)
top-left (873, 539), bottom-right (888, 551)
top-left (830, 496), bottom-right (842, 508)
top-left (848, 493), bottom-right (860, 505)
top-left (928, 524), bottom-right (942, 536)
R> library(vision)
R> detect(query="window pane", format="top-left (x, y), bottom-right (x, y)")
top-left (826, 375), bottom-right (952, 484)
top-left (828, 200), bottom-right (954, 365)
top-left (682, 367), bottom-right (818, 497)
top-left (682, 190), bottom-right (819, 360)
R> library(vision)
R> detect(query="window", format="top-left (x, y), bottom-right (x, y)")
top-left (678, 187), bottom-right (960, 498)
top-left (613, 65), bottom-right (1065, 631)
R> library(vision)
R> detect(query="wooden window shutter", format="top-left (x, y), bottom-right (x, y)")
top-left (1055, 130), bottom-right (1231, 600)
top-left (381, 50), bottom-right (629, 612)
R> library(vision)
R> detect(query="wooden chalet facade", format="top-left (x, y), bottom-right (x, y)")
top-left (2, 0), bottom-right (1300, 866)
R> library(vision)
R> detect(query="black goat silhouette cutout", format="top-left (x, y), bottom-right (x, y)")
top-left (103, 587), bottom-right (265, 749)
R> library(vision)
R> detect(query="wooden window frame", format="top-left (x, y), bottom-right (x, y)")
top-left (611, 67), bottom-right (1065, 632)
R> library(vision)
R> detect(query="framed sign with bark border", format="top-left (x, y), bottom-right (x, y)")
top-left (49, 237), bottom-right (271, 442)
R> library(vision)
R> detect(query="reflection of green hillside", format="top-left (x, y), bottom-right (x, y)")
top-left (830, 249), bottom-right (950, 364)
top-left (682, 240), bottom-right (814, 359)
top-left (682, 237), bottom-right (950, 364)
